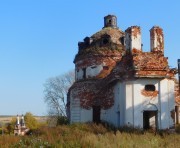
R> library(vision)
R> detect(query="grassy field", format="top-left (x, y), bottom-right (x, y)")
top-left (0, 123), bottom-right (179, 148)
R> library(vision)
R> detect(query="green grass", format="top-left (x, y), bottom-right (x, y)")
top-left (0, 123), bottom-right (180, 147)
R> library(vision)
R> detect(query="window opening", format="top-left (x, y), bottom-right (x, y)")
top-left (103, 66), bottom-right (109, 70)
top-left (91, 66), bottom-right (97, 69)
top-left (103, 38), bottom-right (109, 44)
top-left (82, 68), bottom-right (86, 79)
top-left (145, 85), bottom-right (155, 91)
top-left (120, 37), bottom-right (124, 45)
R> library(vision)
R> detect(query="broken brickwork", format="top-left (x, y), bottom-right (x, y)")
top-left (67, 15), bottom-right (178, 116)
top-left (125, 26), bottom-right (142, 52)
top-left (150, 26), bottom-right (164, 53)
top-left (69, 25), bottom-right (125, 109)
top-left (175, 79), bottom-right (180, 105)
top-left (141, 89), bottom-right (159, 98)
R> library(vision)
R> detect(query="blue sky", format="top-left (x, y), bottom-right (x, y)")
top-left (0, 0), bottom-right (179, 116)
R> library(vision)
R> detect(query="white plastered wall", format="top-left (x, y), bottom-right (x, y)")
top-left (101, 78), bottom-right (175, 129)
top-left (86, 65), bottom-right (103, 78)
top-left (76, 64), bottom-right (104, 80)
top-left (132, 79), bottom-right (160, 128)
top-left (159, 79), bottom-right (175, 129)
top-left (131, 32), bottom-right (141, 51)
top-left (70, 90), bottom-right (81, 123)
top-left (101, 82), bottom-right (126, 127)
top-left (70, 78), bottom-right (175, 129)
top-left (70, 89), bottom-right (93, 123)
top-left (125, 27), bottom-right (141, 52)
top-left (80, 108), bottom-right (92, 122)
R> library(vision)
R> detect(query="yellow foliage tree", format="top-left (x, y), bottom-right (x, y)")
top-left (6, 117), bottom-right (16, 134)
top-left (24, 112), bottom-right (39, 130)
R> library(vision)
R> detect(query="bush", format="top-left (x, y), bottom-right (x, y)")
top-left (176, 124), bottom-right (180, 133)
top-left (12, 136), bottom-right (50, 147)
top-left (57, 116), bottom-right (69, 125)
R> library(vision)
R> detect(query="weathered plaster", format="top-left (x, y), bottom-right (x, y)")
top-left (67, 15), bottom-right (178, 130)
top-left (150, 26), bottom-right (164, 53)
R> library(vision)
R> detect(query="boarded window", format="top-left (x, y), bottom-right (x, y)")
top-left (145, 85), bottom-right (155, 91)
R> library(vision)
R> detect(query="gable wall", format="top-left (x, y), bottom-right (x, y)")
top-left (128, 78), bottom-right (174, 129)
top-left (132, 79), bottom-right (160, 128)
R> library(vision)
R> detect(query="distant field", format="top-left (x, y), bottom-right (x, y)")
top-left (0, 115), bottom-right (47, 124)
top-left (0, 116), bottom-right (13, 124)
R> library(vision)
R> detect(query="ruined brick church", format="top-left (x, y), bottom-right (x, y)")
top-left (67, 15), bottom-right (180, 130)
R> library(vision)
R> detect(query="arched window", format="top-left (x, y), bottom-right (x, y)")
top-left (145, 84), bottom-right (155, 91)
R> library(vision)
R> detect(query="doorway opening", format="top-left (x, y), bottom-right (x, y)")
top-left (143, 110), bottom-right (158, 130)
top-left (175, 106), bottom-right (180, 124)
top-left (93, 106), bottom-right (101, 123)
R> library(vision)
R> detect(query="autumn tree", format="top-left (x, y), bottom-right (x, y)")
top-left (43, 70), bottom-right (75, 125)
top-left (24, 112), bottom-right (39, 130)
top-left (6, 117), bottom-right (16, 134)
